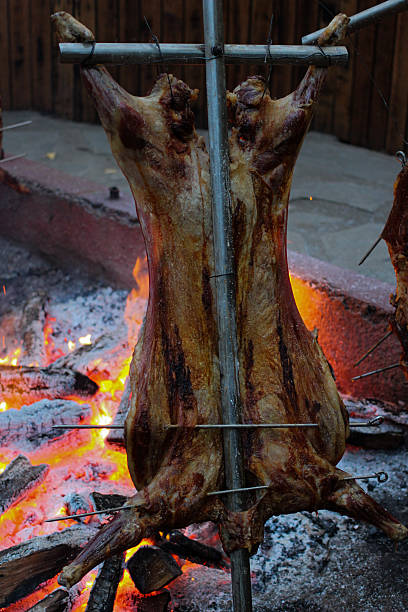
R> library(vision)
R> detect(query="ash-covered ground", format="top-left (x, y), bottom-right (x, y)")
top-left (168, 445), bottom-right (408, 612)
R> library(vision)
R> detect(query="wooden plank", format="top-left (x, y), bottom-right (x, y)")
top-left (76, 0), bottom-right (98, 122)
top-left (386, 11), bottom-right (408, 153)
top-left (31, 1), bottom-right (54, 112)
top-left (367, 13), bottom-right (397, 151)
top-left (8, 0), bottom-right (32, 109)
top-left (184, 0), bottom-right (205, 127)
top-left (349, 0), bottom-right (377, 147)
top-left (52, 0), bottom-right (75, 119)
top-left (0, 1), bottom-right (11, 109)
top-left (333, 0), bottom-right (359, 142)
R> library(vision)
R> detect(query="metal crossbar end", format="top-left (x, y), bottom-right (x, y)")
top-left (302, 0), bottom-right (408, 45)
top-left (349, 416), bottom-right (384, 428)
top-left (207, 484), bottom-right (269, 497)
top-left (342, 471), bottom-right (388, 483)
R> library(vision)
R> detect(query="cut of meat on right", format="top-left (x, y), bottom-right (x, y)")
top-left (382, 164), bottom-right (408, 379)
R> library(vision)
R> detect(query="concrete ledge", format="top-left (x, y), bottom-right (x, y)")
top-left (0, 157), bottom-right (405, 407)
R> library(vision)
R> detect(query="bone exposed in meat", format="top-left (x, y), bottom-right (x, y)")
top-left (51, 12), bottom-right (408, 588)
top-left (382, 164), bottom-right (408, 378)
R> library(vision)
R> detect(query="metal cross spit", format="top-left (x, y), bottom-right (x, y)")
top-left (58, 1), bottom-right (408, 610)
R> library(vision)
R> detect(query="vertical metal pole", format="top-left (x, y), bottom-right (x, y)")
top-left (202, 2), bottom-right (253, 611)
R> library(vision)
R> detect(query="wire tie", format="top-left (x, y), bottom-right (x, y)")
top-left (81, 40), bottom-right (96, 67)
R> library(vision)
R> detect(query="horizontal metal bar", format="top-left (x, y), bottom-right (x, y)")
top-left (53, 419), bottom-right (384, 431)
top-left (0, 120), bottom-right (32, 132)
top-left (52, 424), bottom-right (122, 429)
top-left (165, 423), bottom-right (319, 429)
top-left (302, 0), bottom-right (408, 45)
top-left (59, 43), bottom-right (348, 67)
top-left (207, 485), bottom-right (269, 497)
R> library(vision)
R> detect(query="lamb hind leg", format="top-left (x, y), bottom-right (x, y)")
top-left (323, 470), bottom-right (408, 542)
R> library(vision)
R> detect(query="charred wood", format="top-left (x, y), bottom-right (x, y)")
top-left (85, 552), bottom-right (125, 612)
top-left (133, 591), bottom-right (171, 612)
top-left (159, 530), bottom-right (227, 569)
top-left (20, 293), bottom-right (48, 366)
top-left (106, 377), bottom-right (130, 447)
top-left (90, 491), bottom-right (128, 514)
top-left (0, 455), bottom-right (49, 514)
top-left (127, 546), bottom-right (182, 594)
top-left (0, 365), bottom-right (98, 405)
top-left (0, 399), bottom-right (92, 451)
top-left (63, 492), bottom-right (93, 523)
top-left (348, 424), bottom-right (405, 450)
top-left (52, 324), bottom-right (129, 381)
top-left (0, 524), bottom-right (97, 607)
top-left (27, 587), bottom-right (69, 612)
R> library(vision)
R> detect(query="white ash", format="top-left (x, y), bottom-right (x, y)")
top-left (0, 399), bottom-right (92, 451)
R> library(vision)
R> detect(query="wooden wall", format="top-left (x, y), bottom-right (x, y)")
top-left (1, 0), bottom-right (407, 153)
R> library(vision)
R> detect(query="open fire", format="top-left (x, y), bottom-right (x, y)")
top-left (0, 255), bottom-right (239, 610)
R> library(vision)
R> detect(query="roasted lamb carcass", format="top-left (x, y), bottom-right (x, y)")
top-left (51, 12), bottom-right (407, 588)
top-left (382, 163), bottom-right (408, 378)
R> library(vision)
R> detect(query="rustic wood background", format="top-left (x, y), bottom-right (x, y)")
top-left (0, 0), bottom-right (407, 153)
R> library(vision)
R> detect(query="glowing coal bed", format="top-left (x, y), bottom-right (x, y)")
top-left (0, 236), bottom-right (407, 612)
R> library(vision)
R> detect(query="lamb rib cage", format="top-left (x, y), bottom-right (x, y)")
top-left (48, 8), bottom-right (408, 596)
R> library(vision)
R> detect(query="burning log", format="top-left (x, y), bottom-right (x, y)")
top-left (133, 591), bottom-right (171, 612)
top-left (20, 293), bottom-right (48, 366)
top-left (381, 163), bottom-right (408, 380)
top-left (52, 12), bottom-right (408, 589)
top-left (159, 530), bottom-right (227, 569)
top-left (85, 552), bottom-right (125, 612)
top-left (348, 423), bottom-right (404, 450)
top-left (0, 455), bottom-right (49, 514)
top-left (52, 323), bottom-right (129, 380)
top-left (0, 364), bottom-right (98, 406)
top-left (0, 399), bottom-right (92, 451)
top-left (106, 377), bottom-right (130, 446)
top-left (1, 455), bottom-right (47, 506)
top-left (127, 546), bottom-right (182, 594)
top-left (0, 524), bottom-right (97, 607)
top-left (27, 588), bottom-right (69, 612)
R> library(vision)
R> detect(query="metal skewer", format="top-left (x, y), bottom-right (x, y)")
top-left (52, 417), bottom-right (384, 430)
top-left (0, 120), bottom-right (32, 132)
top-left (353, 330), bottom-right (393, 366)
top-left (0, 153), bottom-right (27, 164)
top-left (358, 235), bottom-right (383, 266)
top-left (352, 362), bottom-right (400, 381)
top-left (302, 0), bottom-right (408, 45)
top-left (342, 471), bottom-right (388, 483)
top-left (45, 505), bottom-right (131, 522)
